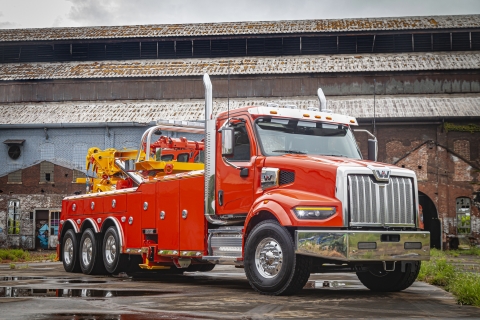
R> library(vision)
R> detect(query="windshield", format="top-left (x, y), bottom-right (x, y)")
top-left (255, 117), bottom-right (362, 159)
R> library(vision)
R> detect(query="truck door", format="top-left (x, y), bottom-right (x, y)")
top-left (216, 118), bottom-right (256, 215)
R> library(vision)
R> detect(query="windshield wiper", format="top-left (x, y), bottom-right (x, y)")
top-left (272, 150), bottom-right (306, 154)
top-left (321, 154), bottom-right (348, 157)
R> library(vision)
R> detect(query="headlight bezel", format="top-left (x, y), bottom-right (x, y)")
top-left (293, 206), bottom-right (336, 220)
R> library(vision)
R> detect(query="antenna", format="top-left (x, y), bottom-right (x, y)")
top-left (227, 59), bottom-right (230, 120)
top-left (373, 78), bottom-right (376, 134)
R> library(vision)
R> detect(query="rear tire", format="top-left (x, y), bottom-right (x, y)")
top-left (62, 229), bottom-right (81, 273)
top-left (244, 220), bottom-right (311, 295)
top-left (103, 226), bottom-right (128, 274)
top-left (79, 228), bottom-right (106, 275)
top-left (356, 261), bottom-right (421, 292)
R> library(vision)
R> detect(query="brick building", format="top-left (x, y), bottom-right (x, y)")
top-left (0, 15), bottom-right (479, 249)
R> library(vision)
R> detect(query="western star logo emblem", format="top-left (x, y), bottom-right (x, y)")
top-left (263, 174), bottom-right (273, 181)
top-left (261, 167), bottom-right (279, 189)
top-left (368, 165), bottom-right (391, 182)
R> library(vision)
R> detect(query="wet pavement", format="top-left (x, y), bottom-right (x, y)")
top-left (0, 261), bottom-right (478, 319)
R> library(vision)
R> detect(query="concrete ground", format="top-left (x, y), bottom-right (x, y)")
top-left (0, 259), bottom-right (479, 320)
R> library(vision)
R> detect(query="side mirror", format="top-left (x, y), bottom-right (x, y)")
top-left (221, 127), bottom-right (234, 156)
top-left (368, 139), bottom-right (377, 161)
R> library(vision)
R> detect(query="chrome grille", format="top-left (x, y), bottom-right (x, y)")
top-left (348, 175), bottom-right (415, 227)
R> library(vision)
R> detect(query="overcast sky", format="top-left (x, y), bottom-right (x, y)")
top-left (0, 0), bottom-right (479, 29)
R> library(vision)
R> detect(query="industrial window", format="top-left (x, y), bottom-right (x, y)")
top-left (7, 170), bottom-right (22, 183)
top-left (50, 210), bottom-right (60, 238)
top-left (456, 197), bottom-right (471, 234)
top-left (7, 199), bottom-right (20, 234)
top-left (0, 31), bottom-right (478, 65)
top-left (40, 161), bottom-right (54, 183)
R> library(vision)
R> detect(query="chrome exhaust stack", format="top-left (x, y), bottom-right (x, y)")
top-left (203, 74), bottom-right (244, 226)
top-left (317, 88), bottom-right (331, 113)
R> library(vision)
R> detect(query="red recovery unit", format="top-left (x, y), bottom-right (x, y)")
top-left (58, 74), bottom-right (430, 295)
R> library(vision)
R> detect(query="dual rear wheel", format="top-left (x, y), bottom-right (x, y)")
top-left (62, 226), bottom-right (125, 275)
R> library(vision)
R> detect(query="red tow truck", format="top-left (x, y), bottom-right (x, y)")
top-left (58, 74), bottom-right (429, 295)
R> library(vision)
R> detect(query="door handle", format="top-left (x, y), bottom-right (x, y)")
top-left (218, 190), bottom-right (224, 206)
top-left (240, 167), bottom-right (249, 177)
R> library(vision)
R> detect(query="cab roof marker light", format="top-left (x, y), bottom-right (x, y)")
top-left (303, 114), bottom-right (310, 117)
top-left (248, 107), bottom-right (359, 126)
top-left (326, 116), bottom-right (333, 120)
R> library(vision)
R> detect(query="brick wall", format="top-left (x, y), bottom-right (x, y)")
top-left (358, 122), bottom-right (480, 245)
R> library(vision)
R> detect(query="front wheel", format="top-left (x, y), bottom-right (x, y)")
top-left (244, 220), bottom-right (311, 295)
top-left (356, 261), bottom-right (421, 292)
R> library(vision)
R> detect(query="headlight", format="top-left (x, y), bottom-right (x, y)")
top-left (293, 206), bottom-right (336, 220)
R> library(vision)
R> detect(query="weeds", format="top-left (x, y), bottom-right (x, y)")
top-left (0, 249), bottom-right (30, 262)
top-left (418, 257), bottom-right (455, 286)
top-left (449, 272), bottom-right (480, 306)
top-left (418, 249), bottom-right (480, 307)
top-left (0, 249), bottom-right (55, 263)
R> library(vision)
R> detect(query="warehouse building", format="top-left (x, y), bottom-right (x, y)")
top-left (0, 15), bottom-right (479, 249)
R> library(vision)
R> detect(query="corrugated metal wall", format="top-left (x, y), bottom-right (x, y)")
top-left (1, 72), bottom-right (479, 103)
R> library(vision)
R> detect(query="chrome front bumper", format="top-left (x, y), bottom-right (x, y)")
top-left (295, 230), bottom-right (430, 261)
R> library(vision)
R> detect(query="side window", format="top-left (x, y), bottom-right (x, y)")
top-left (161, 154), bottom-right (174, 161)
top-left (231, 125), bottom-right (251, 161)
top-left (8, 199), bottom-right (20, 235)
top-left (456, 197), bottom-right (471, 234)
top-left (177, 153), bottom-right (189, 162)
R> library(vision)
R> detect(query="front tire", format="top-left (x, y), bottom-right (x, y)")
top-left (79, 228), bottom-right (106, 275)
top-left (356, 261), bottom-right (421, 292)
top-left (62, 229), bottom-right (81, 273)
top-left (244, 220), bottom-right (311, 295)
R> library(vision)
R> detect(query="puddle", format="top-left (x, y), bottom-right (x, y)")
top-left (304, 280), bottom-right (363, 289)
top-left (0, 287), bottom-right (172, 298)
top-left (0, 276), bottom-right (46, 281)
top-left (38, 314), bottom-right (189, 320)
top-left (59, 280), bottom-right (107, 284)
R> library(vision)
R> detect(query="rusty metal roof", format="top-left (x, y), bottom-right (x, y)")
top-left (1, 15), bottom-right (479, 42)
top-left (1, 51), bottom-right (478, 80)
top-left (1, 94), bottom-right (478, 125)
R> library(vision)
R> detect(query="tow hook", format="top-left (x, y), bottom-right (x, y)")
top-left (382, 261), bottom-right (396, 272)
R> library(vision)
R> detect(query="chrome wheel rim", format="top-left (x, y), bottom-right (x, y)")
top-left (64, 237), bottom-right (73, 265)
top-left (81, 237), bottom-right (93, 267)
top-left (105, 235), bottom-right (116, 265)
top-left (254, 237), bottom-right (283, 279)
